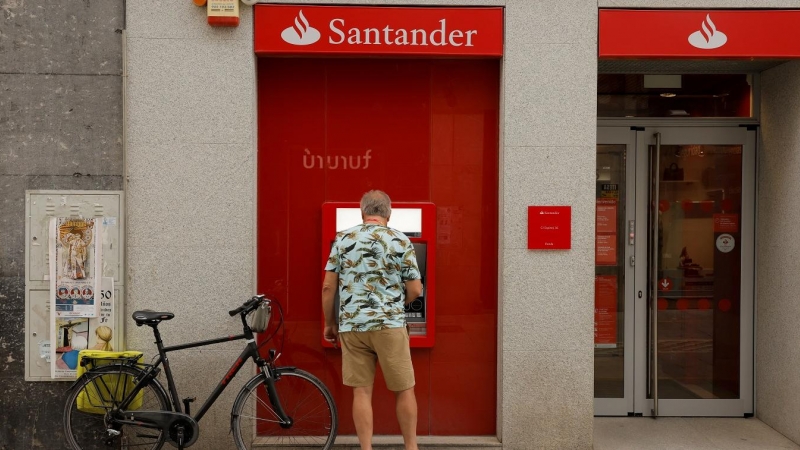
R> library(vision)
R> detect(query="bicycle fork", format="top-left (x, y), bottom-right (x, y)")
top-left (261, 364), bottom-right (294, 428)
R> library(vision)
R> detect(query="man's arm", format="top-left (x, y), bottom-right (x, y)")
top-left (321, 271), bottom-right (339, 345)
top-left (404, 279), bottom-right (423, 305)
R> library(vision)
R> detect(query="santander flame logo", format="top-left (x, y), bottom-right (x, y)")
top-left (688, 14), bottom-right (727, 49)
top-left (281, 10), bottom-right (320, 46)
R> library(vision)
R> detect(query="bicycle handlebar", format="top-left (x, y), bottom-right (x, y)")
top-left (229, 295), bottom-right (267, 317)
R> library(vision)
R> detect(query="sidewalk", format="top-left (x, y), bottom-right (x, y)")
top-left (594, 417), bottom-right (799, 449)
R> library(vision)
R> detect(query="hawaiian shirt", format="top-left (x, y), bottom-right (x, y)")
top-left (325, 224), bottom-right (420, 332)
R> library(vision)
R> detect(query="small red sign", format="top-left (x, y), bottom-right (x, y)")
top-left (595, 275), bottom-right (618, 347)
top-left (596, 199), bottom-right (617, 234)
top-left (658, 278), bottom-right (672, 292)
top-left (595, 234), bottom-right (617, 266)
top-left (254, 5), bottom-right (504, 57)
top-left (600, 10), bottom-right (800, 59)
top-left (714, 214), bottom-right (739, 233)
top-left (528, 206), bottom-right (571, 250)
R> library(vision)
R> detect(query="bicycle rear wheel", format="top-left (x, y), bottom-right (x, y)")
top-left (64, 365), bottom-right (170, 450)
top-left (232, 368), bottom-right (338, 449)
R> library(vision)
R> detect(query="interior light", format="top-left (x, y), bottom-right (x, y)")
top-left (660, 93), bottom-right (677, 98)
top-left (669, 110), bottom-right (690, 116)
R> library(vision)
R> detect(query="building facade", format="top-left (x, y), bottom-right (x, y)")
top-left (3, 1), bottom-right (800, 449)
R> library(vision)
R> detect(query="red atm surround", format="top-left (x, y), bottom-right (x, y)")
top-left (256, 57), bottom-right (500, 436)
top-left (321, 202), bottom-right (436, 348)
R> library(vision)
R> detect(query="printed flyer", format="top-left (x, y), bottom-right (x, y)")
top-left (48, 216), bottom-right (108, 378)
top-left (49, 217), bottom-right (100, 318)
top-left (51, 277), bottom-right (115, 379)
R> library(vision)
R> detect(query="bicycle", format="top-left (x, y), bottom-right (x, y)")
top-left (63, 295), bottom-right (338, 449)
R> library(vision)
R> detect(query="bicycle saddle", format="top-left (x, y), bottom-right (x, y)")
top-left (132, 310), bottom-right (175, 326)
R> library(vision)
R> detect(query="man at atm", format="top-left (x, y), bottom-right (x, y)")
top-left (322, 190), bottom-right (423, 450)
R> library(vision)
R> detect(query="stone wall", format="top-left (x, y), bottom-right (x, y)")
top-left (0, 0), bottom-right (124, 447)
top-left (757, 60), bottom-right (800, 444)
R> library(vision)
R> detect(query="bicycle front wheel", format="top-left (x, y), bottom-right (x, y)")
top-left (63, 365), bottom-right (170, 450)
top-left (232, 368), bottom-right (338, 449)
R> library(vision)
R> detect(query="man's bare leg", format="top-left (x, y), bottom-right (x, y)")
top-left (395, 387), bottom-right (418, 450)
top-left (353, 385), bottom-right (374, 450)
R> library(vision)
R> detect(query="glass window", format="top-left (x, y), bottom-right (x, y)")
top-left (598, 74), bottom-right (752, 118)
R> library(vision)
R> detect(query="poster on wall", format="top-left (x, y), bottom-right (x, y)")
top-left (594, 275), bottom-right (618, 348)
top-left (49, 217), bottom-right (100, 318)
top-left (51, 277), bottom-right (115, 379)
top-left (48, 217), bottom-right (106, 378)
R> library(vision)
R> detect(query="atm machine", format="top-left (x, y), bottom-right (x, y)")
top-left (321, 202), bottom-right (436, 348)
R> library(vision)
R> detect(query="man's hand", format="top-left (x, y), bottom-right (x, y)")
top-left (324, 324), bottom-right (339, 348)
top-left (322, 271), bottom-right (340, 347)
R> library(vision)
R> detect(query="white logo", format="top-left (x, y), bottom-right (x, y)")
top-left (281, 10), bottom-right (320, 46)
top-left (688, 14), bottom-right (727, 49)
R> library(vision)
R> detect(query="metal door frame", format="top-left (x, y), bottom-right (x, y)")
top-left (636, 126), bottom-right (755, 417)
top-left (595, 125), bottom-right (756, 417)
top-left (594, 127), bottom-right (637, 416)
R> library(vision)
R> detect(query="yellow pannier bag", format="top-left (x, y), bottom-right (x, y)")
top-left (76, 350), bottom-right (145, 414)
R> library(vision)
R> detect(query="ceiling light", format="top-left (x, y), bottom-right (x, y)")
top-left (660, 93), bottom-right (677, 98)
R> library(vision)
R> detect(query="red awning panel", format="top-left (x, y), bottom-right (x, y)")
top-left (600, 9), bottom-right (800, 59)
top-left (254, 5), bottom-right (503, 57)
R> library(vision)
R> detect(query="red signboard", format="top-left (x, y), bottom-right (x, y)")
top-left (595, 234), bottom-right (617, 266)
top-left (254, 5), bottom-right (504, 57)
top-left (595, 275), bottom-right (618, 348)
top-left (528, 206), bottom-right (571, 250)
top-left (600, 9), bottom-right (800, 58)
top-left (714, 214), bottom-right (739, 233)
top-left (596, 199), bottom-right (617, 234)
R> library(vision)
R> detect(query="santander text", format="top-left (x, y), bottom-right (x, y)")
top-left (329, 18), bottom-right (477, 47)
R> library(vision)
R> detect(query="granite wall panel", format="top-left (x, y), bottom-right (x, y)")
top-left (757, 60), bottom-right (800, 445)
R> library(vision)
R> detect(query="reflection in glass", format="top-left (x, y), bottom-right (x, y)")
top-left (594, 145), bottom-right (626, 398)
top-left (652, 144), bottom-right (742, 400)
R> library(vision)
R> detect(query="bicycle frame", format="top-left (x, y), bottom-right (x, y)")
top-left (135, 312), bottom-right (289, 424)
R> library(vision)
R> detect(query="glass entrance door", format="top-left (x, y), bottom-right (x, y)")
top-left (595, 126), bottom-right (755, 417)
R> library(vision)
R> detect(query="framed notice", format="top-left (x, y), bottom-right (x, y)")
top-left (595, 275), bottom-right (618, 348)
top-left (595, 234), bottom-right (617, 266)
top-left (596, 199), bottom-right (618, 234)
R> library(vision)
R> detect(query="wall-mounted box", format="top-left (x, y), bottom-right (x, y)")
top-left (25, 191), bottom-right (125, 381)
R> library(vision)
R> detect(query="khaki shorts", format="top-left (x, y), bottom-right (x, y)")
top-left (339, 327), bottom-right (415, 392)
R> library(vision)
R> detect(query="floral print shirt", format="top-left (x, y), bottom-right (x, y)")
top-left (325, 224), bottom-right (420, 332)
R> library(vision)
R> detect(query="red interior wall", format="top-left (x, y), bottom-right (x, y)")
top-left (257, 58), bottom-right (499, 435)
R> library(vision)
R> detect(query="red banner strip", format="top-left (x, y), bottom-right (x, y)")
top-left (254, 5), bottom-right (503, 57)
top-left (600, 9), bottom-right (800, 59)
